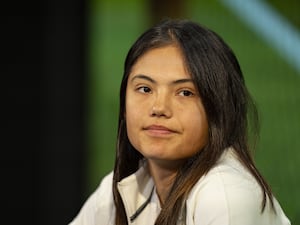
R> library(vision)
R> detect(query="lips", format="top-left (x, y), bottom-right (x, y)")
top-left (143, 125), bottom-right (177, 136)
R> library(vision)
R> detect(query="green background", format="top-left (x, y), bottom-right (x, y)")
top-left (86, 0), bottom-right (300, 223)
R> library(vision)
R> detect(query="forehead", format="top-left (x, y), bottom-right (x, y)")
top-left (129, 45), bottom-right (191, 81)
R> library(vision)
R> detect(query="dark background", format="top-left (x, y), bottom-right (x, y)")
top-left (3, 0), bottom-right (87, 224)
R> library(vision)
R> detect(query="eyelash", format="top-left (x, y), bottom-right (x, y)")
top-left (136, 86), bottom-right (195, 97)
top-left (137, 86), bottom-right (152, 93)
top-left (178, 90), bottom-right (194, 97)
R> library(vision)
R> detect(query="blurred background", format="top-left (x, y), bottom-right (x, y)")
top-left (3, 0), bottom-right (299, 224)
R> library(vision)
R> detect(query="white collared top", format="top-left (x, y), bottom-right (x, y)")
top-left (69, 148), bottom-right (291, 225)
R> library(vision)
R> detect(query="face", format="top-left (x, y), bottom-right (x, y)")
top-left (125, 45), bottom-right (208, 167)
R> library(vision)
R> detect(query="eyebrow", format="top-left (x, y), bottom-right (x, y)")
top-left (131, 74), bottom-right (156, 83)
top-left (130, 74), bottom-right (194, 85)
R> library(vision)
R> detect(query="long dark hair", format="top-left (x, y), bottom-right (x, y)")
top-left (113, 19), bottom-right (274, 225)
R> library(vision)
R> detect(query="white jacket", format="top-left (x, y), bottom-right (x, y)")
top-left (69, 148), bottom-right (290, 225)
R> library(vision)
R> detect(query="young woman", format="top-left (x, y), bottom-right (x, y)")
top-left (69, 19), bottom-right (290, 225)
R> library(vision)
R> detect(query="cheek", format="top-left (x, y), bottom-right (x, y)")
top-left (126, 97), bottom-right (139, 122)
top-left (125, 98), bottom-right (141, 141)
top-left (183, 106), bottom-right (209, 146)
top-left (125, 111), bottom-right (136, 147)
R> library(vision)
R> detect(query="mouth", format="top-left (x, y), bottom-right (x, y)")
top-left (143, 125), bottom-right (178, 136)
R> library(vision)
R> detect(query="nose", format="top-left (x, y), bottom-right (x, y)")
top-left (150, 91), bottom-right (172, 118)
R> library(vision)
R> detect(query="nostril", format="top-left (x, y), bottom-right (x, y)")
top-left (151, 106), bottom-right (165, 117)
top-left (150, 93), bottom-right (172, 118)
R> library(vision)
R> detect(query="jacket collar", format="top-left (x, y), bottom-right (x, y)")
top-left (117, 164), bottom-right (156, 223)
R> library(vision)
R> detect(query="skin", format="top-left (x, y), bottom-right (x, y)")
top-left (125, 45), bottom-right (209, 204)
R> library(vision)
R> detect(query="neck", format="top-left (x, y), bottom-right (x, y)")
top-left (147, 159), bottom-right (183, 205)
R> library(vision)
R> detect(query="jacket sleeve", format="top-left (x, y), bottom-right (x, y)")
top-left (68, 172), bottom-right (115, 225)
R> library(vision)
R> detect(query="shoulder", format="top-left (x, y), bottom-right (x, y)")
top-left (94, 171), bottom-right (114, 205)
top-left (69, 172), bottom-right (115, 225)
top-left (186, 149), bottom-right (266, 225)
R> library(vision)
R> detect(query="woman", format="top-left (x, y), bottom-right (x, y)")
top-left (69, 19), bottom-right (290, 225)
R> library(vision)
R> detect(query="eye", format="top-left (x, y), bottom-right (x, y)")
top-left (137, 86), bottom-right (152, 93)
top-left (178, 90), bottom-right (194, 97)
